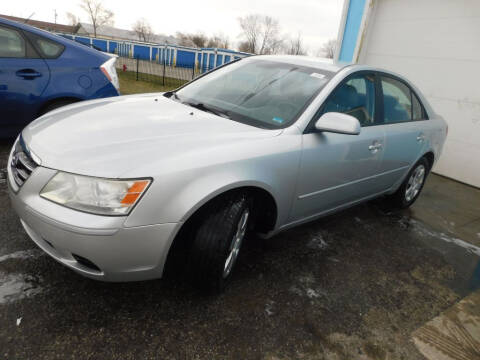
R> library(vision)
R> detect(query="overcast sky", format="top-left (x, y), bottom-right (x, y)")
top-left (3, 0), bottom-right (344, 54)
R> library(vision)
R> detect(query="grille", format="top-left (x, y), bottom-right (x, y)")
top-left (10, 137), bottom-right (38, 188)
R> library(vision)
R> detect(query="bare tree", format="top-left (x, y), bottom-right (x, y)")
top-left (66, 12), bottom-right (80, 26)
top-left (176, 32), bottom-right (208, 48)
top-left (320, 39), bottom-right (337, 59)
top-left (285, 33), bottom-right (307, 55)
top-left (79, 0), bottom-right (114, 37)
top-left (207, 33), bottom-right (230, 49)
top-left (258, 16), bottom-right (281, 55)
top-left (133, 18), bottom-right (153, 42)
top-left (238, 14), bottom-right (261, 53)
top-left (238, 41), bottom-right (251, 53)
top-left (238, 14), bottom-right (283, 54)
top-left (176, 32), bottom-right (195, 47)
top-left (176, 32), bottom-right (229, 49)
top-left (190, 33), bottom-right (208, 48)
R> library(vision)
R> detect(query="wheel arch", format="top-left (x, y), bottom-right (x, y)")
top-left (37, 96), bottom-right (83, 117)
top-left (388, 150), bottom-right (436, 195)
top-left (162, 183), bottom-right (278, 277)
top-left (423, 151), bottom-right (435, 170)
top-left (179, 182), bottom-right (279, 233)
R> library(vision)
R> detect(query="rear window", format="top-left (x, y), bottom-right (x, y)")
top-left (25, 31), bottom-right (65, 59)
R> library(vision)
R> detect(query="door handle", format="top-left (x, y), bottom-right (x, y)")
top-left (368, 142), bottom-right (383, 153)
top-left (16, 69), bottom-right (42, 79)
top-left (416, 133), bottom-right (426, 142)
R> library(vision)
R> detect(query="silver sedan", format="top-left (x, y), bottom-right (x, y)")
top-left (8, 55), bottom-right (447, 291)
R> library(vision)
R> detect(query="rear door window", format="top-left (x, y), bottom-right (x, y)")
top-left (380, 76), bottom-right (412, 123)
top-left (0, 26), bottom-right (26, 58)
top-left (380, 75), bottom-right (427, 123)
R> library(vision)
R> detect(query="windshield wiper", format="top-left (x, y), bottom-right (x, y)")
top-left (183, 101), bottom-right (231, 119)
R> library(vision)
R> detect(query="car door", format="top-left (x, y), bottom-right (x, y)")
top-left (374, 74), bottom-right (430, 189)
top-left (0, 24), bottom-right (50, 136)
top-left (290, 72), bottom-right (386, 222)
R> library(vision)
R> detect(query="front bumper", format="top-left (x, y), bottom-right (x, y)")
top-left (8, 166), bottom-right (179, 282)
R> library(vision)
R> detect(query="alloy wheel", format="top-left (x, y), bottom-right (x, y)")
top-left (223, 209), bottom-right (249, 278)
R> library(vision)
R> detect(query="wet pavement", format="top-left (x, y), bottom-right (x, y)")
top-left (0, 138), bottom-right (479, 359)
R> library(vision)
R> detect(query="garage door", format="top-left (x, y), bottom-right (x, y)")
top-left (357, 0), bottom-right (480, 187)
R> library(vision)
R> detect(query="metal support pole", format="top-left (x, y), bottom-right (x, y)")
top-left (136, 56), bottom-right (139, 81)
top-left (162, 52), bottom-right (166, 86)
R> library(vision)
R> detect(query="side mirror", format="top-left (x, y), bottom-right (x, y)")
top-left (314, 112), bottom-right (361, 135)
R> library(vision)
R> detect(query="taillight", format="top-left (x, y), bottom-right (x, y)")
top-left (100, 57), bottom-right (119, 92)
top-left (100, 67), bottom-right (111, 81)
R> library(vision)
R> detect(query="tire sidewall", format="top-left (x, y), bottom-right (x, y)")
top-left (398, 158), bottom-right (429, 208)
top-left (188, 193), bottom-right (252, 292)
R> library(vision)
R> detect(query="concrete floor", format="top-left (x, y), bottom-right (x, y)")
top-left (0, 139), bottom-right (479, 359)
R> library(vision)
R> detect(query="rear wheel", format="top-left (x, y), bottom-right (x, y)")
top-left (384, 157), bottom-right (430, 209)
top-left (187, 192), bottom-right (252, 292)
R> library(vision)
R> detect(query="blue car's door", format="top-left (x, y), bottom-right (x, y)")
top-left (0, 24), bottom-right (50, 136)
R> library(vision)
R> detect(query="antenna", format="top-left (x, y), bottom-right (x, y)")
top-left (24, 12), bottom-right (35, 23)
top-left (54, 9), bottom-right (58, 25)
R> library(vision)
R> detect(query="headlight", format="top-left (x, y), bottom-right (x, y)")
top-left (40, 172), bottom-right (151, 216)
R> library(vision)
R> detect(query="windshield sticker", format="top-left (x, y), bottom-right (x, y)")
top-left (310, 73), bottom-right (326, 79)
top-left (272, 117), bottom-right (284, 124)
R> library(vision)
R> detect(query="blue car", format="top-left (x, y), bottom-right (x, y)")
top-left (0, 17), bottom-right (119, 137)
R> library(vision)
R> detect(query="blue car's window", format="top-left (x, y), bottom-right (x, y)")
top-left (0, 26), bottom-right (25, 58)
top-left (175, 59), bottom-right (333, 129)
top-left (322, 73), bottom-right (376, 126)
top-left (24, 31), bottom-right (65, 59)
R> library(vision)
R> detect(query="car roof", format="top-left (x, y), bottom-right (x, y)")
top-left (252, 55), bottom-right (404, 77)
top-left (253, 55), bottom-right (436, 118)
top-left (252, 55), bottom-right (352, 73)
top-left (0, 16), bottom-right (109, 61)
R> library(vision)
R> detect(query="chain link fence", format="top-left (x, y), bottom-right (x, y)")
top-left (115, 55), bottom-right (203, 89)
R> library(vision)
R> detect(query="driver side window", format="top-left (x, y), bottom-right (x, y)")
top-left (321, 73), bottom-right (376, 126)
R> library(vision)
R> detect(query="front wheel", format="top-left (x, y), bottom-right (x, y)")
top-left (187, 192), bottom-right (252, 292)
top-left (384, 157), bottom-right (430, 209)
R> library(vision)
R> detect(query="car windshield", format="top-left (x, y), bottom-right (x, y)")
top-left (174, 58), bottom-right (333, 129)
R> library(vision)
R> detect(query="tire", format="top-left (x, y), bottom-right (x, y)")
top-left (384, 157), bottom-right (430, 210)
top-left (39, 100), bottom-right (77, 116)
top-left (187, 192), bottom-right (252, 292)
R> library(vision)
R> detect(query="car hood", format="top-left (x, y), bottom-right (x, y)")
top-left (22, 94), bottom-right (282, 178)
